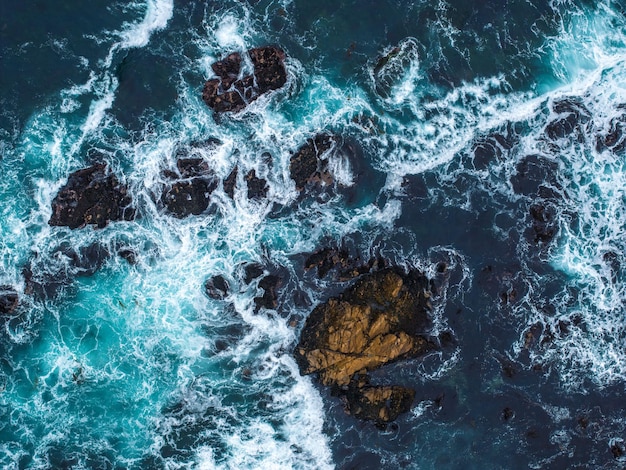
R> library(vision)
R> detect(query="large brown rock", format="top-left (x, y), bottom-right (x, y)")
top-left (49, 164), bottom-right (134, 229)
top-left (295, 267), bottom-right (434, 423)
top-left (202, 46), bottom-right (287, 113)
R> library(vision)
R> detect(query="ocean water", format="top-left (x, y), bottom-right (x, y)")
top-left (2, 0), bottom-right (626, 468)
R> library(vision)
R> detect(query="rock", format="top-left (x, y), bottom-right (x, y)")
top-left (304, 246), bottom-right (386, 280)
top-left (529, 202), bottom-right (558, 244)
top-left (510, 154), bottom-right (559, 196)
top-left (342, 375), bottom-right (415, 424)
top-left (295, 267), bottom-right (433, 388)
top-left (202, 46), bottom-right (287, 113)
top-left (243, 263), bottom-right (264, 284)
top-left (245, 169), bottom-right (268, 200)
top-left (49, 164), bottom-right (135, 229)
top-left (289, 134), bottom-right (334, 191)
top-left (0, 286), bottom-right (18, 315)
top-left (223, 166), bottom-right (238, 199)
top-left (162, 178), bottom-right (217, 218)
top-left (254, 274), bottom-right (281, 311)
top-left (545, 98), bottom-right (590, 141)
top-left (161, 159), bottom-right (217, 218)
top-left (118, 248), bottom-right (138, 265)
top-left (204, 275), bottom-right (230, 300)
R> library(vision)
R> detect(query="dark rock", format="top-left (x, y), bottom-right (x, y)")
top-left (545, 98), bottom-right (590, 141)
top-left (472, 131), bottom-right (515, 169)
top-left (529, 202), bottom-right (558, 243)
top-left (611, 441), bottom-right (625, 459)
top-left (510, 154), bottom-right (559, 196)
top-left (202, 46), bottom-right (287, 113)
top-left (254, 274), bottom-right (281, 311)
top-left (176, 158), bottom-right (211, 178)
top-left (118, 248), bottom-right (138, 265)
top-left (243, 263), bottom-right (264, 284)
top-left (223, 166), bottom-right (238, 199)
top-left (304, 246), bottom-right (385, 281)
top-left (55, 242), bottom-right (110, 276)
top-left (596, 114), bottom-right (626, 153)
top-left (204, 275), bottom-right (230, 300)
top-left (343, 374), bottom-right (415, 424)
top-left (49, 164), bottom-right (135, 229)
top-left (502, 407), bottom-right (514, 421)
top-left (0, 286), bottom-right (18, 315)
top-left (289, 134), bottom-right (334, 191)
top-left (296, 267), bottom-right (435, 386)
top-left (162, 177), bottom-right (217, 218)
top-left (245, 170), bottom-right (268, 200)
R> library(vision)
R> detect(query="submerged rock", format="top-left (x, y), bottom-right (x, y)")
top-left (202, 46), bottom-right (287, 113)
top-left (0, 286), bottom-right (18, 315)
top-left (295, 267), bottom-right (435, 423)
top-left (289, 134), bottom-right (334, 191)
top-left (49, 164), bottom-right (135, 229)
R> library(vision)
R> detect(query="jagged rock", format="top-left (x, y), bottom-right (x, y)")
top-left (245, 169), bottom-right (268, 200)
top-left (289, 134), bottom-right (334, 191)
top-left (118, 248), bottom-right (138, 265)
top-left (49, 164), bottom-right (135, 229)
top-left (545, 98), bottom-right (590, 141)
top-left (202, 46), bottom-right (287, 113)
top-left (204, 275), bottom-right (230, 300)
top-left (243, 263), bottom-right (264, 284)
top-left (529, 202), bottom-right (558, 244)
top-left (295, 267), bottom-right (433, 387)
top-left (343, 375), bottom-right (415, 424)
top-left (223, 166), bottom-right (238, 199)
top-left (0, 286), bottom-right (18, 315)
top-left (510, 154), bottom-right (559, 197)
top-left (295, 267), bottom-right (434, 423)
top-left (162, 178), bottom-right (217, 218)
top-left (161, 158), bottom-right (217, 218)
top-left (254, 274), bottom-right (281, 311)
top-left (304, 246), bottom-right (386, 280)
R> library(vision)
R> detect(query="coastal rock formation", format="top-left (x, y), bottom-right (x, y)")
top-left (202, 46), bottom-right (287, 113)
top-left (289, 134), bottom-right (334, 191)
top-left (343, 375), bottom-right (415, 423)
top-left (245, 169), bottom-right (268, 200)
top-left (162, 158), bottom-right (218, 218)
top-left (0, 286), bottom-right (19, 315)
top-left (304, 246), bottom-right (386, 280)
top-left (204, 275), bottom-right (230, 300)
top-left (49, 164), bottom-right (135, 229)
top-left (295, 267), bottom-right (434, 423)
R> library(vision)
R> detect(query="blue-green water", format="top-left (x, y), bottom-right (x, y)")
top-left (2, 0), bottom-right (626, 468)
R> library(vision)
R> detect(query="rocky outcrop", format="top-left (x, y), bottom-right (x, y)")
top-left (0, 286), bottom-right (18, 315)
top-left (295, 267), bottom-right (435, 424)
top-left (289, 134), bottom-right (334, 191)
top-left (49, 164), bottom-right (135, 229)
top-left (304, 246), bottom-right (386, 281)
top-left (245, 170), bottom-right (268, 200)
top-left (161, 158), bottom-right (218, 218)
top-left (343, 374), bottom-right (415, 423)
top-left (202, 46), bottom-right (287, 113)
top-left (223, 166), bottom-right (238, 199)
top-left (204, 275), bottom-right (230, 300)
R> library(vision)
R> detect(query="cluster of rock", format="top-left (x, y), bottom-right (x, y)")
top-left (202, 46), bottom-right (287, 113)
top-left (294, 267), bottom-right (436, 424)
top-left (49, 164), bottom-right (134, 229)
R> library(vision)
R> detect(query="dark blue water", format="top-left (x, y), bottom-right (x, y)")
top-left (2, 0), bottom-right (626, 468)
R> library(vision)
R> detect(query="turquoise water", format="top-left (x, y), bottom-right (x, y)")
top-left (2, 0), bottom-right (626, 468)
